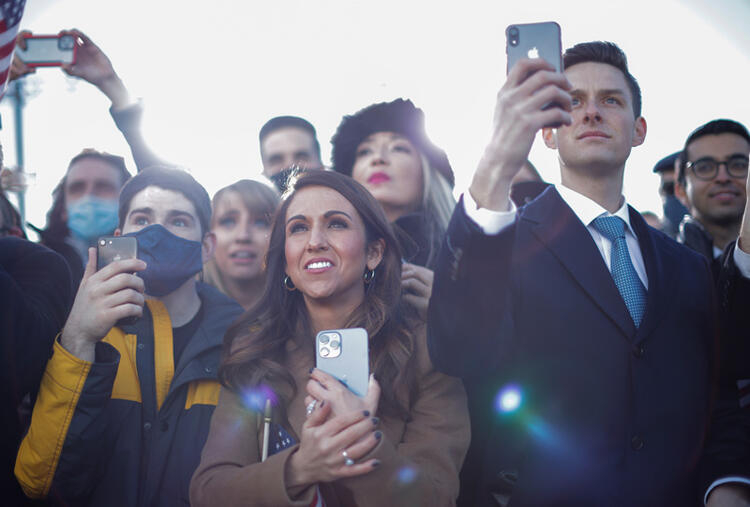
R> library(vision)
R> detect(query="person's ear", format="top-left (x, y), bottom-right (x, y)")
top-left (201, 232), bottom-right (216, 264)
top-left (632, 116), bottom-right (647, 147)
top-left (674, 179), bottom-right (690, 209)
top-left (366, 238), bottom-right (385, 271)
top-left (542, 128), bottom-right (557, 149)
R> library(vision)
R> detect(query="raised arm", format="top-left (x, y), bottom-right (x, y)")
top-left (59, 29), bottom-right (165, 171)
top-left (427, 59), bottom-right (572, 378)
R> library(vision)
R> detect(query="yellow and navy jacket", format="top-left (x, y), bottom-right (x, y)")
top-left (15, 283), bottom-right (242, 506)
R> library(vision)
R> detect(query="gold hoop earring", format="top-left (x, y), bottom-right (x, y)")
top-left (283, 275), bottom-right (296, 291)
top-left (363, 269), bottom-right (375, 284)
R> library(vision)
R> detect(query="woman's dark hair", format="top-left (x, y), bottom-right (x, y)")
top-left (43, 149), bottom-right (131, 241)
top-left (220, 170), bottom-right (418, 419)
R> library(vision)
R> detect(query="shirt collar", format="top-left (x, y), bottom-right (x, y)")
top-left (555, 183), bottom-right (636, 237)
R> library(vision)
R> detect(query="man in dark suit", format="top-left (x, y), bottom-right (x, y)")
top-left (428, 41), bottom-right (749, 506)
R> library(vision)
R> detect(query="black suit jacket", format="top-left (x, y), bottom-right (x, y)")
top-left (428, 187), bottom-right (720, 506)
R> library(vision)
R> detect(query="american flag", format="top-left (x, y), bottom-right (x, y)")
top-left (0, 0), bottom-right (25, 98)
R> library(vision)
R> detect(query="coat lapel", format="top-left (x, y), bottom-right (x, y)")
top-left (629, 207), bottom-right (673, 345)
top-left (523, 188), bottom-right (636, 339)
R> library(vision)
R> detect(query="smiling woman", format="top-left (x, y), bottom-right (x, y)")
top-left (190, 171), bottom-right (469, 507)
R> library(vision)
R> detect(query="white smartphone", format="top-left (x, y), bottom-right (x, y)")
top-left (315, 328), bottom-right (369, 397)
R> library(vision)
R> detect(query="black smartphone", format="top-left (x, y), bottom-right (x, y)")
top-left (97, 236), bottom-right (139, 326)
top-left (506, 22), bottom-right (564, 127)
top-left (97, 236), bottom-right (137, 270)
top-left (315, 328), bottom-right (369, 397)
top-left (506, 22), bottom-right (562, 75)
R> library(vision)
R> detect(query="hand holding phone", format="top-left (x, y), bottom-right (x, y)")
top-left (60, 247), bottom-right (146, 361)
top-left (97, 236), bottom-right (141, 327)
top-left (468, 22), bottom-right (571, 213)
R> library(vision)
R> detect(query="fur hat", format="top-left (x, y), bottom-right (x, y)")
top-left (330, 99), bottom-right (454, 188)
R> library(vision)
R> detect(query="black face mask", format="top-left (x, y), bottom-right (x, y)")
top-left (124, 224), bottom-right (203, 297)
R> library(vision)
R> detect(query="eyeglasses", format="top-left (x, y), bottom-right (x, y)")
top-left (685, 155), bottom-right (749, 181)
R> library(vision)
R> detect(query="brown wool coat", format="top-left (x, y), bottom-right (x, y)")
top-left (189, 327), bottom-right (470, 507)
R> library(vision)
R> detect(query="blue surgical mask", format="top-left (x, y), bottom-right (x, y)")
top-left (124, 224), bottom-right (203, 297)
top-left (66, 196), bottom-right (119, 241)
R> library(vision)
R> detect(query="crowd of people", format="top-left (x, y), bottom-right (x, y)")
top-left (2, 25), bottom-right (750, 507)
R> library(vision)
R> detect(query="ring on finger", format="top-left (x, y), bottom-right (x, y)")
top-left (306, 399), bottom-right (317, 416)
top-left (342, 450), bottom-right (354, 467)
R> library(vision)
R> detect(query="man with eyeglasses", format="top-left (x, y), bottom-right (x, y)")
top-left (675, 119), bottom-right (750, 275)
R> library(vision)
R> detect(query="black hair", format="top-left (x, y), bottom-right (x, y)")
top-left (563, 41), bottom-right (642, 118)
top-left (678, 119), bottom-right (750, 185)
top-left (118, 165), bottom-right (212, 235)
top-left (258, 115), bottom-right (321, 160)
top-left (43, 149), bottom-right (132, 242)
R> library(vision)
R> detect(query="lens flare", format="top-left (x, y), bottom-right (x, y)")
top-left (495, 384), bottom-right (522, 413)
top-left (239, 384), bottom-right (277, 413)
top-left (396, 466), bottom-right (417, 484)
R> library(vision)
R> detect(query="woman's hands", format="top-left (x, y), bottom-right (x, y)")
top-left (305, 368), bottom-right (380, 418)
top-left (285, 402), bottom-right (382, 492)
top-left (285, 370), bottom-right (383, 494)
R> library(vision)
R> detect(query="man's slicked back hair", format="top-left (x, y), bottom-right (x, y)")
top-left (258, 115), bottom-right (321, 160)
top-left (563, 41), bottom-right (642, 118)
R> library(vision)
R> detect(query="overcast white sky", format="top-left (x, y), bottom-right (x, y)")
top-left (4, 0), bottom-right (750, 233)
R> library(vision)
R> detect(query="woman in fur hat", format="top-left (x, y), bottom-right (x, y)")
top-left (331, 99), bottom-right (456, 318)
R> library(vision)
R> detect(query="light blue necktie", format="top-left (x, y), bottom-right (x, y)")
top-left (592, 216), bottom-right (647, 327)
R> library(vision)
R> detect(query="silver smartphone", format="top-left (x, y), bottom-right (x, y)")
top-left (315, 328), bottom-right (369, 397)
top-left (506, 21), bottom-right (562, 75)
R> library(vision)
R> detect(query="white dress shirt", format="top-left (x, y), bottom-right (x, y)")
top-left (462, 186), bottom-right (750, 504)
top-left (463, 184), bottom-right (648, 288)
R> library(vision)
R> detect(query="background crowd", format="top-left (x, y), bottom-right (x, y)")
top-left (3, 2), bottom-right (750, 507)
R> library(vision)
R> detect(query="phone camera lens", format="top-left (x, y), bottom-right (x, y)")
top-left (99, 239), bottom-right (106, 246)
top-left (509, 27), bottom-right (519, 47)
top-left (330, 340), bottom-right (340, 350)
top-left (58, 35), bottom-right (74, 50)
top-left (320, 347), bottom-right (330, 357)
top-left (319, 334), bottom-right (330, 344)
